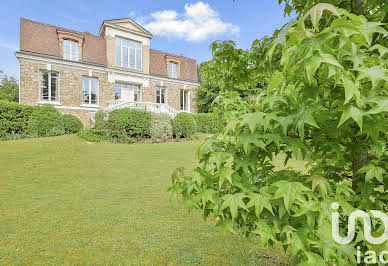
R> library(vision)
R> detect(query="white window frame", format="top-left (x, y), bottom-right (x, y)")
top-left (180, 89), bottom-right (190, 112)
top-left (115, 83), bottom-right (141, 102)
top-left (82, 77), bottom-right (99, 106)
top-left (169, 62), bottom-right (178, 79)
top-left (115, 37), bottom-right (142, 70)
top-left (38, 70), bottom-right (60, 104)
top-left (63, 39), bottom-right (79, 61)
top-left (156, 87), bottom-right (167, 104)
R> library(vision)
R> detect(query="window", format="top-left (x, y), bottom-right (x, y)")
top-left (169, 62), bottom-right (178, 78)
top-left (82, 77), bottom-right (98, 105)
top-left (114, 85), bottom-right (121, 100)
top-left (156, 87), bottom-right (166, 104)
top-left (133, 85), bottom-right (141, 102)
top-left (115, 83), bottom-right (141, 102)
top-left (115, 37), bottom-right (142, 70)
top-left (63, 40), bottom-right (78, 61)
top-left (40, 71), bottom-right (59, 102)
top-left (180, 90), bottom-right (189, 111)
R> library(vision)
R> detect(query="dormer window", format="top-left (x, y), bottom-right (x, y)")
top-left (115, 37), bottom-right (142, 70)
top-left (169, 62), bottom-right (178, 78)
top-left (63, 39), bottom-right (79, 61)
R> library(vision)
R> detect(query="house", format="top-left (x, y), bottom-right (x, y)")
top-left (15, 18), bottom-right (200, 125)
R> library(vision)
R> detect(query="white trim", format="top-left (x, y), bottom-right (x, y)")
top-left (82, 76), bottom-right (99, 105)
top-left (37, 101), bottom-right (61, 105)
top-left (47, 64), bottom-right (51, 71)
top-left (55, 106), bottom-right (99, 111)
top-left (88, 70), bottom-right (93, 77)
top-left (106, 27), bottom-right (150, 46)
top-left (38, 70), bottom-right (60, 103)
top-left (116, 36), bottom-right (142, 71)
top-left (63, 40), bottom-right (79, 61)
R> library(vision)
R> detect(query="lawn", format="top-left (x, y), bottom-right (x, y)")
top-left (0, 135), bottom-right (305, 264)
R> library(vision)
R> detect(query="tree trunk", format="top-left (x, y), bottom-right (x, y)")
top-left (351, 0), bottom-right (364, 15)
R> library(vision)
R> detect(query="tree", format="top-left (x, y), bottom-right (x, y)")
top-left (0, 71), bottom-right (19, 102)
top-left (170, 3), bottom-right (388, 265)
top-left (195, 40), bottom-right (270, 113)
top-left (279, 0), bottom-right (387, 45)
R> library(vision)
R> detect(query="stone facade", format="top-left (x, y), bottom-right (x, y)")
top-left (17, 17), bottom-right (200, 127)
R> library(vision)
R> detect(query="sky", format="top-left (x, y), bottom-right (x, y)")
top-left (0, 0), bottom-right (292, 79)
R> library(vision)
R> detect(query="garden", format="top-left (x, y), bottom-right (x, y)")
top-left (0, 0), bottom-right (387, 264)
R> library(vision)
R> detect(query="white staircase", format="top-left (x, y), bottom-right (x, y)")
top-left (105, 100), bottom-right (179, 118)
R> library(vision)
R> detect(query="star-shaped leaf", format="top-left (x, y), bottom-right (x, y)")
top-left (338, 105), bottom-right (364, 132)
top-left (246, 192), bottom-right (274, 217)
top-left (252, 221), bottom-right (276, 245)
top-left (341, 76), bottom-right (360, 104)
top-left (273, 180), bottom-right (310, 213)
top-left (358, 163), bottom-right (386, 183)
top-left (306, 175), bottom-right (330, 196)
top-left (221, 193), bottom-right (248, 220)
top-left (218, 167), bottom-right (234, 189)
top-left (356, 66), bottom-right (388, 88)
top-left (365, 96), bottom-right (388, 115)
top-left (241, 112), bottom-right (265, 133)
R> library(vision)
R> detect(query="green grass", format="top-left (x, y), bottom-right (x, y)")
top-left (0, 135), bottom-right (305, 265)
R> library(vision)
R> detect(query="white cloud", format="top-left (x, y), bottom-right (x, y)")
top-left (143, 2), bottom-right (239, 42)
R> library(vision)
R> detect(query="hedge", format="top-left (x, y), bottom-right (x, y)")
top-left (108, 108), bottom-right (151, 138)
top-left (63, 114), bottom-right (83, 134)
top-left (150, 113), bottom-right (173, 140)
top-left (0, 100), bottom-right (35, 136)
top-left (172, 112), bottom-right (197, 138)
top-left (27, 104), bottom-right (65, 137)
top-left (192, 113), bottom-right (222, 133)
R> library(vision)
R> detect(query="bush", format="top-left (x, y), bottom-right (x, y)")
top-left (172, 112), bottom-right (197, 138)
top-left (150, 113), bottom-right (173, 140)
top-left (0, 100), bottom-right (35, 136)
top-left (27, 105), bottom-right (65, 137)
top-left (78, 129), bottom-right (107, 142)
top-left (108, 108), bottom-right (151, 138)
top-left (62, 114), bottom-right (83, 134)
top-left (192, 113), bottom-right (222, 134)
top-left (92, 110), bottom-right (108, 131)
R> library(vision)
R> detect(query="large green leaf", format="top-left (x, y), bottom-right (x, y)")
top-left (306, 175), bottom-right (330, 196)
top-left (337, 105), bottom-right (364, 131)
top-left (304, 3), bottom-right (339, 31)
top-left (365, 96), bottom-right (388, 115)
top-left (358, 163), bottom-right (386, 183)
top-left (273, 180), bottom-right (311, 213)
top-left (221, 193), bottom-right (248, 220)
top-left (246, 192), bottom-right (274, 217)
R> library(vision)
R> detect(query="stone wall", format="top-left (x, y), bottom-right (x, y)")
top-left (19, 60), bottom-right (113, 126)
top-left (19, 59), bottom-right (198, 127)
top-left (146, 80), bottom-right (198, 112)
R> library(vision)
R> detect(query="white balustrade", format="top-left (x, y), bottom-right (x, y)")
top-left (105, 100), bottom-right (180, 118)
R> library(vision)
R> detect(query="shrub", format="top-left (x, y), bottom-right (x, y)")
top-left (78, 129), bottom-right (107, 142)
top-left (0, 100), bottom-right (35, 136)
top-left (62, 114), bottom-right (83, 134)
top-left (193, 113), bottom-right (222, 134)
top-left (172, 112), bottom-right (197, 138)
top-left (107, 130), bottom-right (136, 144)
top-left (27, 105), bottom-right (65, 137)
top-left (108, 108), bottom-right (151, 138)
top-left (92, 110), bottom-right (108, 131)
top-left (149, 113), bottom-right (173, 140)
